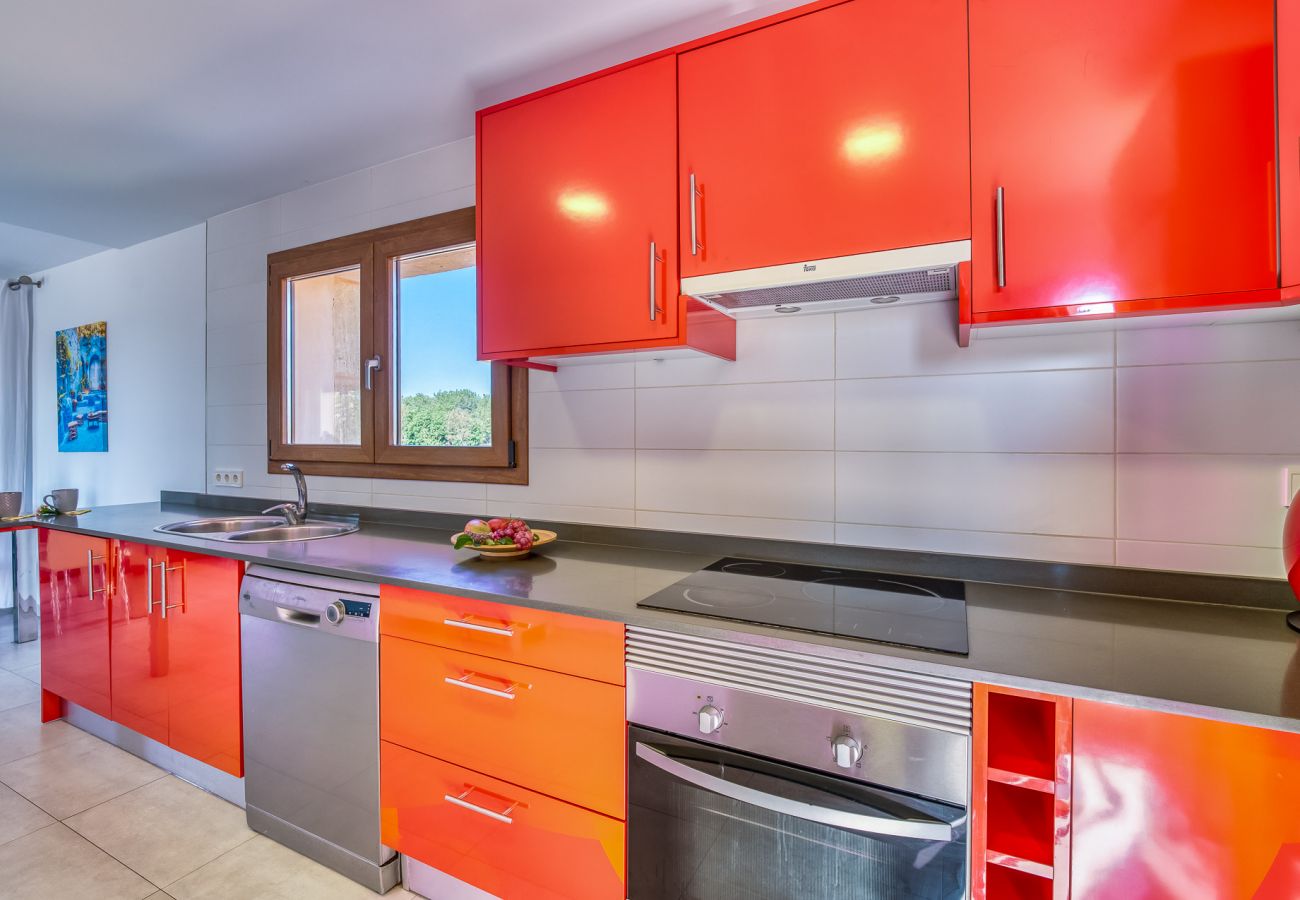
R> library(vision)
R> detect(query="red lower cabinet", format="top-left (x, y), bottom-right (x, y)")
top-left (381, 742), bottom-right (625, 900)
top-left (110, 542), bottom-right (169, 743)
top-left (38, 529), bottom-right (112, 720)
top-left (1072, 700), bottom-right (1300, 899)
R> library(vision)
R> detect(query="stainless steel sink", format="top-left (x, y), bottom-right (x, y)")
top-left (155, 516), bottom-right (358, 543)
top-left (224, 522), bottom-right (358, 542)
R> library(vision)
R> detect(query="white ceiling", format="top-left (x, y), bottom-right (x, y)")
top-left (0, 0), bottom-right (803, 279)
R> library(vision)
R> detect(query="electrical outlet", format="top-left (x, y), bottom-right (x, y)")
top-left (1284, 467), bottom-right (1300, 507)
top-left (212, 468), bottom-right (244, 489)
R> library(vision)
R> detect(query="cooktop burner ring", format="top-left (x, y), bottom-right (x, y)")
top-left (718, 561), bottom-right (788, 578)
top-left (682, 586), bottom-right (778, 611)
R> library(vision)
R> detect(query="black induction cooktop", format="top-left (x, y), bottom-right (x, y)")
top-left (638, 557), bottom-right (969, 655)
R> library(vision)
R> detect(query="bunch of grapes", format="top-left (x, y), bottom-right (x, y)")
top-left (465, 517), bottom-right (533, 549)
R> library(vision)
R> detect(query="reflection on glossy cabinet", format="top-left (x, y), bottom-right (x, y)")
top-left (110, 542), bottom-right (169, 743)
top-left (970, 0), bottom-right (1279, 320)
top-left (478, 55), bottom-right (679, 358)
top-left (381, 741), bottom-right (625, 900)
top-left (38, 529), bottom-right (112, 720)
top-left (678, 0), bottom-right (970, 278)
top-left (1073, 700), bottom-right (1300, 899)
top-left (1281, 0), bottom-right (1300, 288)
top-left (165, 549), bottom-right (243, 777)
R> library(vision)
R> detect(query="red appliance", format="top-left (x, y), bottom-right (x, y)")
top-left (1285, 500), bottom-right (1300, 632)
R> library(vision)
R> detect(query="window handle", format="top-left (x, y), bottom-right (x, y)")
top-left (364, 356), bottom-right (382, 391)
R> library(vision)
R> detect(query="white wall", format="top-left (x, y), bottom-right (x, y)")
top-left (34, 225), bottom-right (207, 507)
top-left (205, 139), bottom-right (1300, 579)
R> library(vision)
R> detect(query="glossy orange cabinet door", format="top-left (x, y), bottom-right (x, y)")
top-left (381, 741), bottom-right (625, 900)
top-left (380, 636), bottom-right (625, 818)
top-left (478, 55), bottom-right (678, 358)
top-left (678, 0), bottom-right (970, 278)
top-left (38, 529), bottom-right (112, 719)
top-left (165, 550), bottom-right (243, 777)
top-left (970, 0), bottom-right (1278, 317)
top-left (1073, 700), bottom-right (1300, 899)
top-left (1281, 0), bottom-right (1300, 288)
top-left (380, 586), bottom-right (624, 685)
top-left (109, 542), bottom-right (169, 743)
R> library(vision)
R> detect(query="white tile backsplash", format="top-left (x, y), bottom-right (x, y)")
top-left (204, 140), bottom-right (1295, 579)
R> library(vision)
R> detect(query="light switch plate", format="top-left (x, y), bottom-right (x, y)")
top-left (212, 468), bottom-right (244, 489)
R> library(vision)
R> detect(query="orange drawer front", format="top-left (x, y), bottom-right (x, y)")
top-left (380, 585), bottom-right (624, 685)
top-left (380, 636), bottom-right (626, 818)
top-left (381, 741), bottom-right (625, 900)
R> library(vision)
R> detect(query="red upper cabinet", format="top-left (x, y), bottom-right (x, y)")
top-left (164, 549), bottom-right (243, 777)
top-left (38, 529), bottom-right (112, 719)
top-left (678, 0), bottom-right (970, 279)
top-left (478, 56), bottom-right (680, 358)
top-left (1072, 700), bottom-right (1300, 899)
top-left (110, 542), bottom-right (169, 744)
top-left (969, 0), bottom-right (1280, 320)
top-left (1281, 0), bottom-right (1300, 288)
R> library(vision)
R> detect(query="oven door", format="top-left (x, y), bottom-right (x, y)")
top-left (628, 726), bottom-right (967, 900)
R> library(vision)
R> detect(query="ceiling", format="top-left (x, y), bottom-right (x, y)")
top-left (0, 0), bottom-right (803, 279)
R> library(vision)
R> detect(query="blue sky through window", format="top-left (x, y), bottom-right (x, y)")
top-left (397, 264), bottom-right (491, 397)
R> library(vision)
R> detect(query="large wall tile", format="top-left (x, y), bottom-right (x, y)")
top-left (636, 450), bottom-right (835, 521)
top-left (835, 452), bottom-right (1114, 537)
top-left (1116, 540), bottom-right (1284, 578)
top-left (207, 320), bottom-right (267, 367)
top-left (637, 381), bottom-right (834, 451)
top-left (206, 241), bottom-right (269, 292)
top-left (206, 364), bottom-right (265, 408)
top-left (372, 478), bottom-right (487, 500)
top-left (1116, 454), bottom-right (1289, 548)
top-left (207, 198), bottom-right (280, 253)
top-left (207, 404), bottom-right (266, 446)
top-left (836, 301), bottom-right (1113, 379)
top-left (529, 362), bottom-right (634, 393)
top-left (206, 283), bottom-right (265, 329)
top-left (1118, 320), bottom-right (1300, 366)
top-left (370, 138), bottom-right (474, 210)
top-left (836, 369), bottom-right (1112, 452)
top-left (637, 510), bottom-right (834, 543)
top-left (205, 444), bottom-right (288, 491)
top-left (484, 500), bottom-right (636, 527)
top-left (1118, 361), bottom-right (1300, 454)
top-left (279, 169), bottom-right (372, 233)
top-left (370, 492), bottom-right (487, 517)
top-left (835, 523), bottom-right (1114, 565)
top-left (530, 389), bottom-right (634, 449)
top-left (635, 315), bottom-right (834, 387)
top-left (487, 449), bottom-right (634, 509)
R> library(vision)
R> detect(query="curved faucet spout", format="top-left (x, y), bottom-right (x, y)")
top-left (262, 463), bottom-right (309, 525)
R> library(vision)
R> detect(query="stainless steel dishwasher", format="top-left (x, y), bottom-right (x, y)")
top-left (240, 565), bottom-right (400, 893)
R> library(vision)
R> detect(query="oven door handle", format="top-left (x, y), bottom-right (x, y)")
top-left (634, 742), bottom-right (955, 842)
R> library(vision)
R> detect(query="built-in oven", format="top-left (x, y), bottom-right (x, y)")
top-left (626, 627), bottom-right (971, 900)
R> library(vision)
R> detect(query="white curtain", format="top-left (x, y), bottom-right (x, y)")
top-left (0, 283), bottom-right (37, 642)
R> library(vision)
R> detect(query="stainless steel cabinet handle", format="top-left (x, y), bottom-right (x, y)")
top-left (444, 787), bottom-right (519, 824)
top-left (86, 550), bottom-right (106, 598)
top-left (159, 563), bottom-right (185, 619)
top-left (444, 671), bottom-right (521, 700)
top-left (648, 240), bottom-right (663, 321)
top-left (689, 172), bottom-right (702, 256)
top-left (443, 615), bottom-right (516, 637)
top-left (147, 556), bottom-right (158, 614)
top-left (634, 743), bottom-right (956, 842)
top-left (995, 186), bottom-right (1006, 289)
top-left (364, 356), bottom-right (382, 391)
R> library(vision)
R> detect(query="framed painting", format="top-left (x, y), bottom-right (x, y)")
top-left (55, 321), bottom-right (108, 453)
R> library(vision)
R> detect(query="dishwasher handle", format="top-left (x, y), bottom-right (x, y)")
top-left (240, 575), bottom-right (379, 642)
top-left (277, 607), bottom-right (321, 627)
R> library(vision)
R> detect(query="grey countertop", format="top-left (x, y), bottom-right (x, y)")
top-left (29, 501), bottom-right (1300, 734)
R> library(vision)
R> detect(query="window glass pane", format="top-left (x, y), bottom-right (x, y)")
top-left (286, 266), bottom-right (361, 445)
top-left (394, 244), bottom-right (492, 447)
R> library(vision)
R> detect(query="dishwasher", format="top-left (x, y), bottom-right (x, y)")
top-left (240, 565), bottom-right (400, 893)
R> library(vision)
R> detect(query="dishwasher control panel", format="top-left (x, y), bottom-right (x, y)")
top-left (240, 567), bottom-right (381, 642)
top-left (339, 599), bottom-right (373, 618)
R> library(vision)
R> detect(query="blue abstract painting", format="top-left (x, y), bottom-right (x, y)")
top-left (56, 321), bottom-right (108, 453)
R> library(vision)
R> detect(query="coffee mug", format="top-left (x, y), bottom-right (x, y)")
top-left (43, 488), bottom-right (79, 513)
top-left (0, 492), bottom-right (20, 518)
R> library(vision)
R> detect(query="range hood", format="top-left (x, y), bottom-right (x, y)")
top-left (681, 240), bottom-right (970, 318)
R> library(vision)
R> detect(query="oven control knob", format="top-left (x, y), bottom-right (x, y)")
top-left (697, 704), bottom-right (724, 735)
top-left (324, 600), bottom-right (346, 625)
top-left (832, 735), bottom-right (862, 768)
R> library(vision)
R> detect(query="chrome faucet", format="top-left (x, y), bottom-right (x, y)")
top-left (262, 463), bottom-right (308, 525)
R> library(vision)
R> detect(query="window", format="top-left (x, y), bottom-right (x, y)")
top-left (267, 209), bottom-right (527, 482)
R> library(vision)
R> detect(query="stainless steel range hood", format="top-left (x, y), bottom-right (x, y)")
top-left (681, 240), bottom-right (970, 318)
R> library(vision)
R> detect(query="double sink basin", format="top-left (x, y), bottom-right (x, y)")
top-left (156, 515), bottom-right (358, 543)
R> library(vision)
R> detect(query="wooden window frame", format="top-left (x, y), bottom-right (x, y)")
top-left (266, 208), bottom-right (528, 484)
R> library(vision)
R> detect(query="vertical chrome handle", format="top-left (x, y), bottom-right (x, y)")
top-left (160, 562), bottom-right (185, 619)
top-left (86, 550), bottom-right (106, 598)
top-left (649, 240), bottom-right (663, 321)
top-left (147, 556), bottom-right (155, 614)
top-left (364, 356), bottom-right (382, 391)
top-left (689, 172), bottom-right (702, 256)
top-left (995, 186), bottom-right (1006, 289)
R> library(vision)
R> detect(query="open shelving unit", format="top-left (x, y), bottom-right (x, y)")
top-left (971, 684), bottom-right (1072, 899)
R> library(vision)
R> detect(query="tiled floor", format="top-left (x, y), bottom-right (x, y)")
top-left (0, 639), bottom-right (414, 900)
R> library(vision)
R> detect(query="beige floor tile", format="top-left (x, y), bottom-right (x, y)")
top-left (0, 782), bottom-right (55, 846)
top-left (12, 663), bottom-right (40, 684)
top-left (0, 667), bottom-right (40, 712)
top-left (168, 835), bottom-right (407, 900)
top-left (0, 701), bottom-right (81, 766)
top-left (66, 775), bottom-right (255, 888)
top-left (146, 894), bottom-right (176, 900)
top-left (0, 730), bottom-right (165, 818)
top-left (0, 639), bottom-right (40, 673)
top-left (0, 822), bottom-right (155, 900)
